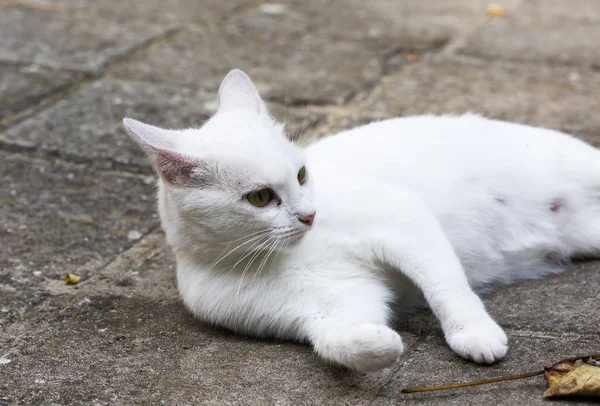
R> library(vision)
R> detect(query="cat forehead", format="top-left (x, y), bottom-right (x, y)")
top-left (178, 111), bottom-right (302, 160)
top-left (173, 121), bottom-right (304, 186)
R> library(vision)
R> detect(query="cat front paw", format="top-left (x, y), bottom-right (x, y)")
top-left (319, 323), bottom-right (404, 373)
top-left (445, 319), bottom-right (508, 364)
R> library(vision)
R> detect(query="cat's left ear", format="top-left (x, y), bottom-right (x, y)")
top-left (218, 69), bottom-right (266, 114)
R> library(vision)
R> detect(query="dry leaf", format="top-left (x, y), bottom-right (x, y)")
top-left (64, 273), bottom-right (81, 285)
top-left (402, 354), bottom-right (600, 399)
top-left (401, 52), bottom-right (420, 63)
top-left (487, 4), bottom-right (507, 17)
top-left (544, 356), bottom-right (600, 397)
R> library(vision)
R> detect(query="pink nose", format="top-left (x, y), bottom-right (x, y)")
top-left (297, 211), bottom-right (316, 226)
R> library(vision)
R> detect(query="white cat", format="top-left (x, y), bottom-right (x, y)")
top-left (123, 70), bottom-right (600, 373)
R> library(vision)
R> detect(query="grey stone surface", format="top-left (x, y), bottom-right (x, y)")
top-left (0, 80), bottom-right (320, 172)
top-left (0, 294), bottom-right (397, 405)
top-left (0, 79), bottom-right (215, 170)
top-left (484, 261), bottom-right (600, 336)
top-left (111, 0), bottom-right (496, 104)
top-left (47, 0), bottom-right (255, 24)
top-left (306, 107), bottom-right (395, 141)
top-left (374, 334), bottom-right (600, 405)
top-left (78, 230), bottom-right (179, 300)
top-left (461, 0), bottom-right (600, 67)
top-left (0, 7), bottom-right (169, 72)
top-left (0, 63), bottom-right (80, 122)
top-left (110, 26), bottom-right (382, 105)
top-left (356, 55), bottom-right (600, 135)
top-left (0, 78), bottom-right (321, 170)
top-left (2, 0), bottom-right (600, 404)
top-left (0, 152), bottom-right (158, 326)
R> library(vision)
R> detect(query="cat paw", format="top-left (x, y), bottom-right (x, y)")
top-left (334, 324), bottom-right (404, 373)
top-left (445, 320), bottom-right (508, 364)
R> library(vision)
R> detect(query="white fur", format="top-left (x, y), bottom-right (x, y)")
top-left (123, 70), bottom-right (600, 373)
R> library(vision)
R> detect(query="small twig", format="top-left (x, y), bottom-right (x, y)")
top-left (401, 370), bottom-right (545, 393)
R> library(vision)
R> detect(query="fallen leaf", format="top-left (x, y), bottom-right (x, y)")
top-left (544, 356), bottom-right (600, 397)
top-left (401, 52), bottom-right (420, 63)
top-left (401, 354), bottom-right (600, 399)
top-left (64, 273), bottom-right (81, 285)
top-left (487, 4), bottom-right (507, 17)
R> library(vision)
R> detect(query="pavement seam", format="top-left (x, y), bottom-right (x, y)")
top-left (102, 0), bottom-right (266, 79)
top-left (0, 24), bottom-right (182, 135)
top-left (0, 75), bottom-right (91, 131)
top-left (507, 329), bottom-right (600, 342)
top-left (367, 334), bottom-right (429, 405)
top-left (0, 148), bottom-right (157, 181)
top-left (457, 48), bottom-right (600, 72)
top-left (79, 225), bottom-right (163, 285)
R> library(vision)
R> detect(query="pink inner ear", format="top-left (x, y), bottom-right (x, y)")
top-left (154, 149), bottom-right (203, 187)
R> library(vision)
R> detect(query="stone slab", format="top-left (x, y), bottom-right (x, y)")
top-left (461, 0), bottom-right (600, 67)
top-left (0, 152), bottom-right (158, 326)
top-left (111, 0), bottom-right (502, 105)
top-left (0, 79), bottom-right (215, 170)
top-left (0, 294), bottom-right (404, 405)
top-left (0, 7), bottom-right (169, 72)
top-left (0, 79), bottom-right (321, 170)
top-left (374, 333), bottom-right (600, 405)
top-left (0, 63), bottom-right (81, 122)
top-left (111, 26), bottom-right (382, 106)
top-left (77, 230), bottom-right (179, 300)
top-left (277, 0), bottom-right (495, 48)
top-left (484, 261), bottom-right (600, 336)
top-left (304, 107), bottom-right (395, 142)
top-left (46, 0), bottom-right (254, 24)
top-left (355, 55), bottom-right (600, 135)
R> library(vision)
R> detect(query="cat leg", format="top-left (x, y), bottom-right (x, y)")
top-left (369, 205), bottom-right (508, 363)
top-left (305, 282), bottom-right (404, 372)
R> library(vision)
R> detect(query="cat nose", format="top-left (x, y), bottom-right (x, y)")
top-left (297, 211), bottom-right (316, 226)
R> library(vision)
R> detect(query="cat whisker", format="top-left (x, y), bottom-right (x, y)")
top-left (296, 105), bottom-right (310, 144)
top-left (235, 235), bottom-right (275, 297)
top-left (264, 238), bottom-right (289, 282)
top-left (228, 228), bottom-right (273, 244)
top-left (222, 233), bottom-right (272, 280)
top-left (283, 92), bottom-right (288, 134)
top-left (253, 237), bottom-right (281, 283)
top-left (207, 229), bottom-right (271, 273)
top-left (209, 227), bottom-right (270, 267)
top-left (299, 109), bottom-right (317, 145)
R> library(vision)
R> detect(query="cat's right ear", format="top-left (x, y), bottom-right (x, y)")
top-left (123, 118), bottom-right (210, 187)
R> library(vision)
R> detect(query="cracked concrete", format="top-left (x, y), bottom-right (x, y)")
top-left (1, 0), bottom-right (599, 404)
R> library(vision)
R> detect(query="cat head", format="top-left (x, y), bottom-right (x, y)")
top-left (123, 70), bottom-right (315, 265)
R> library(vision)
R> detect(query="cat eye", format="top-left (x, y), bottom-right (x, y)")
top-left (297, 166), bottom-right (307, 185)
top-left (247, 188), bottom-right (272, 207)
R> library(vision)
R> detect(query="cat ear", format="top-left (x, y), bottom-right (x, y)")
top-left (218, 69), bottom-right (266, 114)
top-left (123, 118), bottom-right (211, 187)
